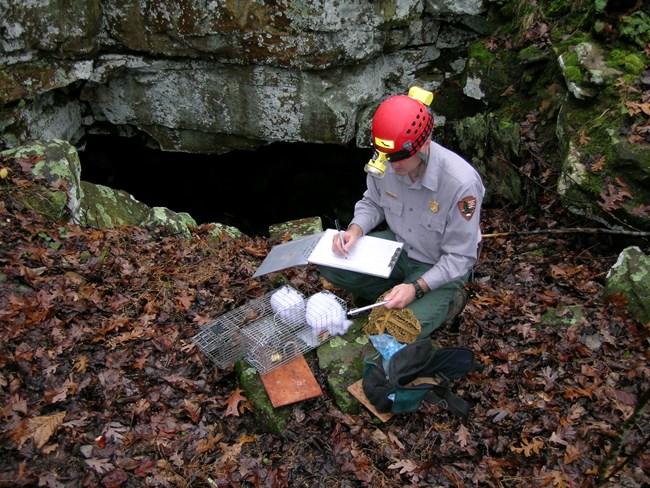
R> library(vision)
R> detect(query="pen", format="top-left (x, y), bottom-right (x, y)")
top-left (334, 219), bottom-right (347, 259)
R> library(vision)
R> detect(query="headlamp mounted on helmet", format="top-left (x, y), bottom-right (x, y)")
top-left (364, 86), bottom-right (435, 179)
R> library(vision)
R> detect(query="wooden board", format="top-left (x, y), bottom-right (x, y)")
top-left (260, 355), bottom-right (323, 408)
top-left (347, 379), bottom-right (393, 422)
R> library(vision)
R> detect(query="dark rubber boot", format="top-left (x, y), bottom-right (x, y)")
top-left (440, 287), bottom-right (468, 331)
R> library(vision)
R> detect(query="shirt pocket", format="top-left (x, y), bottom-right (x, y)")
top-left (420, 209), bottom-right (445, 233)
top-left (380, 193), bottom-right (403, 217)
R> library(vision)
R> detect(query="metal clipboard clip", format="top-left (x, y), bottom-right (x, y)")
top-left (388, 248), bottom-right (401, 269)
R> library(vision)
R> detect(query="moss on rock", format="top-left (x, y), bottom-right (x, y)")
top-left (236, 362), bottom-right (291, 435)
top-left (604, 246), bottom-right (650, 326)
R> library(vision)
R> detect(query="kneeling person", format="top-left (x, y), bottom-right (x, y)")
top-left (319, 86), bottom-right (485, 339)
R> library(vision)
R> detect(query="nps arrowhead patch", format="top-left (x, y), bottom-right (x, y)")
top-left (457, 196), bottom-right (477, 221)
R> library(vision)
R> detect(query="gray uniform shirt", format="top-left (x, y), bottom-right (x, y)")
top-left (350, 141), bottom-right (485, 291)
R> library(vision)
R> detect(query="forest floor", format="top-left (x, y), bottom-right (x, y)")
top-left (0, 168), bottom-right (649, 488)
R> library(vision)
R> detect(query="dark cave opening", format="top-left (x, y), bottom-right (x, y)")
top-left (78, 134), bottom-right (370, 237)
top-left (76, 134), bottom-right (650, 255)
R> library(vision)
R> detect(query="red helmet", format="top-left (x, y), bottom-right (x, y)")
top-left (371, 93), bottom-right (434, 162)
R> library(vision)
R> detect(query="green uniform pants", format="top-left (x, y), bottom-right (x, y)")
top-left (318, 229), bottom-right (470, 339)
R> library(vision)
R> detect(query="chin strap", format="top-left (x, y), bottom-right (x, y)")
top-left (413, 150), bottom-right (428, 178)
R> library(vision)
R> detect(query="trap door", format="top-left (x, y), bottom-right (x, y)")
top-left (259, 355), bottom-right (323, 407)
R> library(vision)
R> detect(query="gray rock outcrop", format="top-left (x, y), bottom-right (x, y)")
top-left (1, 0), bottom-right (487, 154)
top-left (1, 1), bottom-right (649, 231)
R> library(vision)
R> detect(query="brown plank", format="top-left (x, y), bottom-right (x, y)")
top-left (347, 379), bottom-right (393, 422)
top-left (260, 355), bottom-right (323, 408)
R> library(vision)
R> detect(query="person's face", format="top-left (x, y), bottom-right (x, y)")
top-left (389, 152), bottom-right (422, 176)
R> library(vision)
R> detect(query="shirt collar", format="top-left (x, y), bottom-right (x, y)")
top-left (388, 141), bottom-right (439, 190)
top-left (418, 142), bottom-right (439, 191)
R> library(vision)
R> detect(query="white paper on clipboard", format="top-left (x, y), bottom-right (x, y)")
top-left (253, 229), bottom-right (403, 279)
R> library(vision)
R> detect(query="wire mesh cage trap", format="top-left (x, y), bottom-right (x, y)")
top-left (191, 292), bottom-right (268, 369)
top-left (192, 287), bottom-right (349, 374)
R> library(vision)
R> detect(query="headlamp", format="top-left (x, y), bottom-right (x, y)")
top-left (364, 151), bottom-right (389, 179)
top-left (408, 86), bottom-right (434, 106)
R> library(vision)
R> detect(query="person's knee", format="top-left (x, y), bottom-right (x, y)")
top-left (317, 265), bottom-right (337, 282)
top-left (416, 319), bottom-right (439, 339)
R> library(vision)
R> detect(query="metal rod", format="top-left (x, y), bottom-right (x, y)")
top-left (347, 300), bottom-right (388, 316)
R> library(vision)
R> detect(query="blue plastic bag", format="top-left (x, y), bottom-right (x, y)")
top-left (369, 333), bottom-right (405, 362)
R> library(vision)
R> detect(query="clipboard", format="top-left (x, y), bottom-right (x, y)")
top-left (253, 229), bottom-right (403, 279)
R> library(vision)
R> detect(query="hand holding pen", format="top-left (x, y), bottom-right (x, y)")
top-left (334, 219), bottom-right (347, 259)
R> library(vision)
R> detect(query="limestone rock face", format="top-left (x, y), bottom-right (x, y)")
top-left (1, 0), bottom-right (487, 154)
top-left (1, 1), bottom-right (648, 232)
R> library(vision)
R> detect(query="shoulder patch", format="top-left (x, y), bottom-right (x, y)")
top-left (457, 196), bottom-right (478, 221)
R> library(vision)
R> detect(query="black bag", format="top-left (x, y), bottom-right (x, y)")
top-left (362, 339), bottom-right (475, 417)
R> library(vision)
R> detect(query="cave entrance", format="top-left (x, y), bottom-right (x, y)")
top-left (78, 134), bottom-right (369, 237)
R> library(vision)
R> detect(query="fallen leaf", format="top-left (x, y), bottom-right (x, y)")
top-left (224, 388), bottom-right (247, 417)
top-left (455, 424), bottom-right (471, 447)
top-left (549, 431), bottom-right (568, 446)
top-left (101, 468), bottom-right (128, 488)
top-left (388, 459), bottom-right (418, 474)
top-left (564, 443), bottom-right (582, 464)
top-left (590, 155), bottom-right (606, 172)
top-left (487, 407), bottom-right (511, 423)
top-left (548, 469), bottom-right (571, 488)
top-left (625, 100), bottom-right (650, 116)
top-left (175, 290), bottom-right (194, 311)
top-left (183, 398), bottom-right (201, 423)
top-left (9, 411), bottom-right (66, 449)
top-left (217, 434), bottom-right (255, 466)
top-left (510, 437), bottom-right (544, 457)
top-left (85, 458), bottom-right (114, 474)
top-left (388, 431), bottom-right (404, 449)
top-left (74, 355), bottom-right (88, 373)
top-left (102, 422), bottom-right (127, 444)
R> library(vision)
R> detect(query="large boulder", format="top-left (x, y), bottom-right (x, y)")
top-left (0, 139), bottom-right (83, 222)
top-left (604, 246), bottom-right (650, 328)
top-left (555, 40), bottom-right (650, 231)
top-left (0, 139), bottom-right (235, 238)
